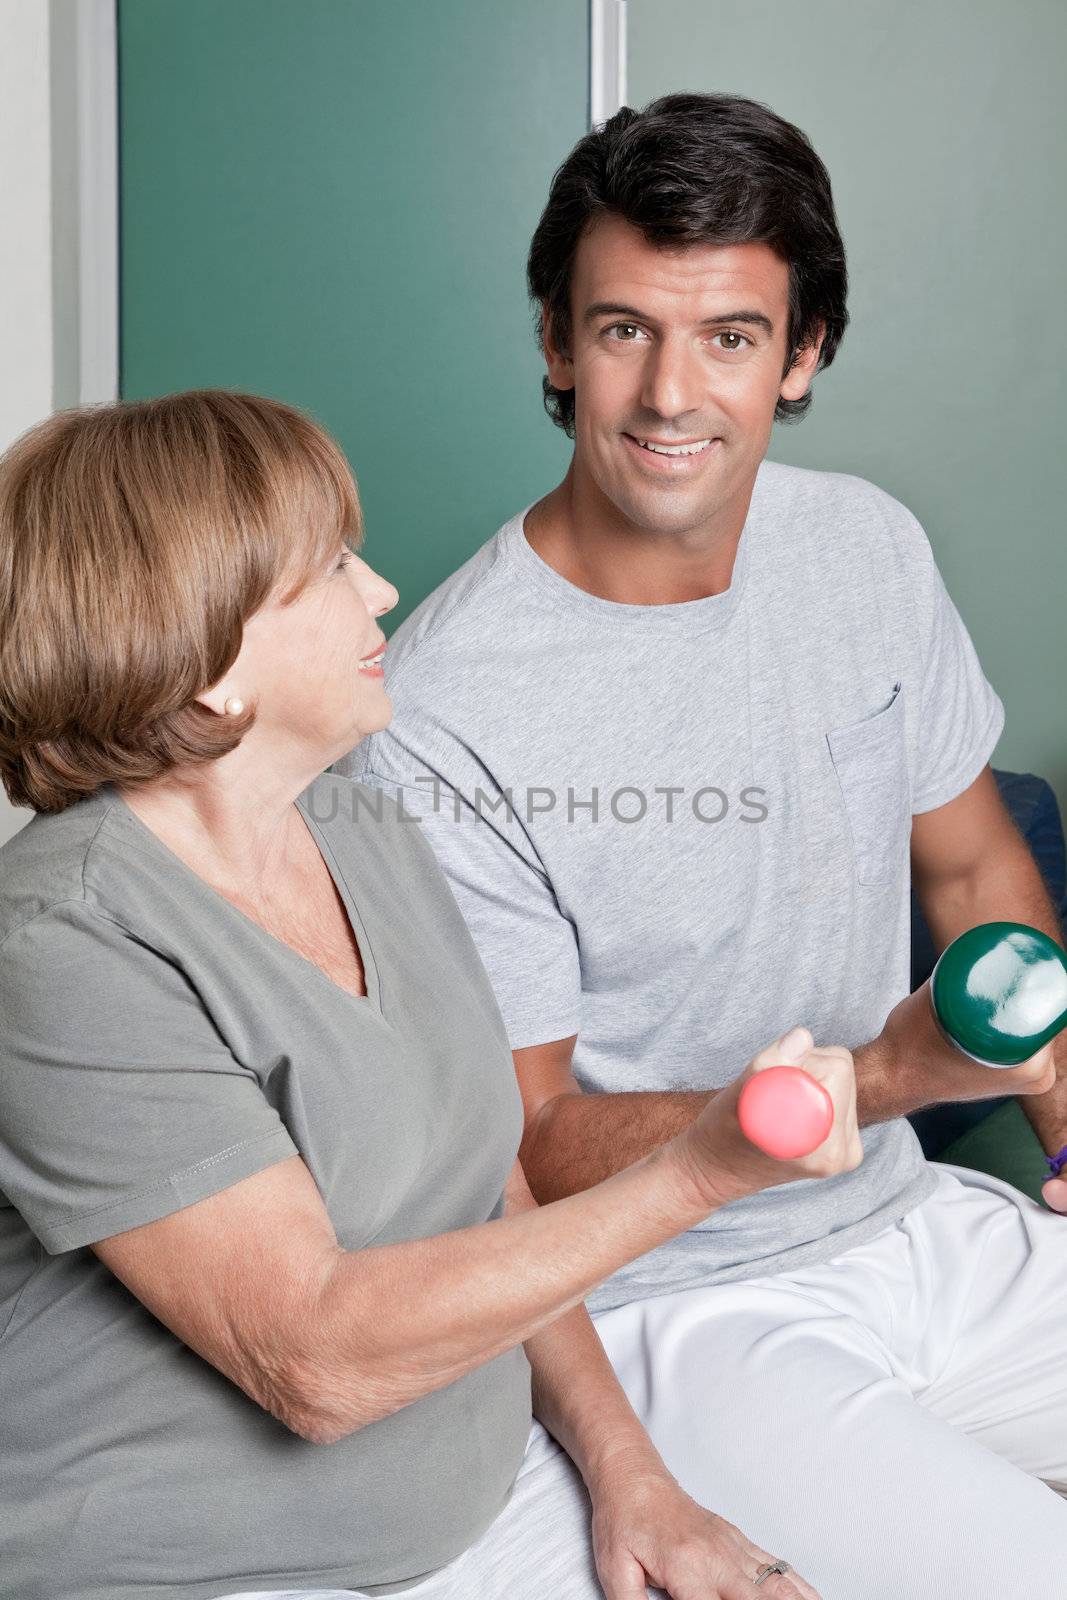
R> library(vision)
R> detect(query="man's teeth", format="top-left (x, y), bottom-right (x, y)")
top-left (637, 438), bottom-right (712, 456)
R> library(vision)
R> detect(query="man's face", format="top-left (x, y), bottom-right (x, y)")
top-left (543, 213), bottom-right (823, 538)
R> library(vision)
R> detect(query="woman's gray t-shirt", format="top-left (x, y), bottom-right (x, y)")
top-left (0, 772), bottom-right (532, 1600)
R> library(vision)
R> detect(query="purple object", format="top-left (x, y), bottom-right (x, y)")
top-left (1045, 1142), bottom-right (1067, 1180)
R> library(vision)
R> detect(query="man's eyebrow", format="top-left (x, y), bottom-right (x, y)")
top-left (583, 302), bottom-right (775, 336)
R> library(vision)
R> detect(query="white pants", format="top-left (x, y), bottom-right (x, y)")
top-left (218, 1162), bottom-right (1067, 1600)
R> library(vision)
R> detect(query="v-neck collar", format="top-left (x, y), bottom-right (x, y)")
top-left (99, 779), bottom-right (384, 1018)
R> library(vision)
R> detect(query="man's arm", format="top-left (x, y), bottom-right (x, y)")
top-left (516, 1041), bottom-right (937, 1208)
top-left (909, 764), bottom-right (1067, 1155)
top-left (517, 766), bottom-right (1065, 1201)
top-left (515, 1034), bottom-right (710, 1198)
top-left (515, 1038), bottom-right (918, 1202)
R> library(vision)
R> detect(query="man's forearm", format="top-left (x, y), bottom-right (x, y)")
top-left (915, 840), bottom-right (1067, 1155)
top-left (519, 1055), bottom-right (905, 1203)
top-left (519, 1090), bottom-right (714, 1198)
top-left (522, 854), bottom-right (1067, 1203)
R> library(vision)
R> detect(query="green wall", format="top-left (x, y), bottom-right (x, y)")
top-left (119, 0), bottom-right (582, 626)
top-left (120, 0), bottom-right (1067, 817)
top-left (629, 0), bottom-right (1067, 817)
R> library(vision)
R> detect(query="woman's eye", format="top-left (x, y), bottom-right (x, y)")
top-left (334, 552), bottom-right (353, 573)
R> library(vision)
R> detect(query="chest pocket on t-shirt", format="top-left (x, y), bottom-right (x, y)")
top-left (825, 680), bottom-right (911, 887)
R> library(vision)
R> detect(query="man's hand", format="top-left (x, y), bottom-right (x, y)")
top-left (867, 978), bottom-right (1057, 1116)
top-left (908, 763), bottom-right (1067, 1203)
top-left (589, 1454), bottom-right (821, 1600)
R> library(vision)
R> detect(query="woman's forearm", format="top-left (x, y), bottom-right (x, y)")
top-left (293, 1141), bottom-right (723, 1445)
top-left (526, 1301), bottom-right (667, 1490)
top-left (513, 1160), bottom-right (668, 1492)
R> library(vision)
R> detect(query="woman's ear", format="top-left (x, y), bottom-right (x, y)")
top-left (194, 682), bottom-right (239, 717)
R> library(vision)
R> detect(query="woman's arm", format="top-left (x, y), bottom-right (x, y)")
top-left (506, 1159), bottom-right (825, 1600)
top-left (294, 1133), bottom-right (720, 1443)
top-left (90, 1033), bottom-right (858, 1449)
top-left (504, 1157), bottom-right (668, 1487)
top-left (89, 1116), bottom-right (720, 1446)
top-left (295, 1035), bottom-right (857, 1443)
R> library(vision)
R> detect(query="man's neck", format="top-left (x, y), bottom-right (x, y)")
top-left (523, 464), bottom-right (752, 606)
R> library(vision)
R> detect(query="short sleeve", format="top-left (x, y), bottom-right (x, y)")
top-left (0, 902), bottom-right (298, 1253)
top-left (904, 514), bottom-right (1006, 814)
top-left (336, 738), bottom-right (580, 1051)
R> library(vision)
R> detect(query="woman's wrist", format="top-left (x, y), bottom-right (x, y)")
top-left (579, 1422), bottom-right (675, 1496)
top-left (661, 1125), bottom-right (753, 1218)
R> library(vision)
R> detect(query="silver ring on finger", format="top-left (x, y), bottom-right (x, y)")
top-left (754, 1559), bottom-right (793, 1586)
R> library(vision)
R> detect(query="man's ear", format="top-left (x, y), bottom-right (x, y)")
top-left (779, 319), bottom-right (826, 403)
top-left (542, 302), bottom-right (575, 393)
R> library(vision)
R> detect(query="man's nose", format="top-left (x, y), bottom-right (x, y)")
top-left (639, 335), bottom-right (707, 422)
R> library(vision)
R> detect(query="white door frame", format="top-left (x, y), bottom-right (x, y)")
top-left (50, 0), bottom-right (118, 407)
top-left (589, 0), bottom-right (627, 129)
top-left (60, 0), bottom-right (621, 398)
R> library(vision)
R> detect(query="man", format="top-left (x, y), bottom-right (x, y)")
top-left (337, 93), bottom-right (1067, 1594)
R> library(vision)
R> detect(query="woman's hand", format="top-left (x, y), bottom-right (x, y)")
top-left (672, 1026), bottom-right (863, 1212)
top-left (590, 1455), bottom-right (821, 1600)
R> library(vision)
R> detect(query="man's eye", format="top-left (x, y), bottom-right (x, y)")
top-left (603, 324), bottom-right (752, 351)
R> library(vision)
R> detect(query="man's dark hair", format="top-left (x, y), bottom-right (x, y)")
top-left (526, 91), bottom-right (849, 436)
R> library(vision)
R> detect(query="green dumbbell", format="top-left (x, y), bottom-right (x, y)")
top-left (930, 921), bottom-right (1067, 1067)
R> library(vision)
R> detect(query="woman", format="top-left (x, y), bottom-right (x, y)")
top-left (0, 391), bottom-right (861, 1600)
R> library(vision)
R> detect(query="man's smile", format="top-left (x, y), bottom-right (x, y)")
top-left (622, 432), bottom-right (721, 471)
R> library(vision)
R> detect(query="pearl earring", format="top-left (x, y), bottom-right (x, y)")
top-left (224, 696), bottom-right (245, 716)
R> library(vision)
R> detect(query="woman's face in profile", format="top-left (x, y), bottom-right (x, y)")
top-left (218, 543), bottom-right (399, 765)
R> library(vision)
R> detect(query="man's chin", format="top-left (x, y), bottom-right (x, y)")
top-left (605, 482), bottom-right (722, 537)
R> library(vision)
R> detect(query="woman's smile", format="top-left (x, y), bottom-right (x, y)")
top-left (357, 640), bottom-right (388, 677)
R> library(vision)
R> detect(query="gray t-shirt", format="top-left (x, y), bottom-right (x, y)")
top-left (0, 772), bottom-right (531, 1600)
top-left (337, 459), bottom-right (1006, 1314)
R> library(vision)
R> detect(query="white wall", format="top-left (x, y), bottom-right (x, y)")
top-left (0, 0), bottom-right (116, 848)
top-left (0, 0), bottom-right (53, 846)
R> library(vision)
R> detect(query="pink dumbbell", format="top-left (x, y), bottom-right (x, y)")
top-left (737, 1066), bottom-right (834, 1160)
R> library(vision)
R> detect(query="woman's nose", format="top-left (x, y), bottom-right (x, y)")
top-left (367, 574), bottom-right (400, 619)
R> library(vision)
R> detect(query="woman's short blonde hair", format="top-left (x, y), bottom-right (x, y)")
top-left (0, 389), bottom-right (364, 814)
